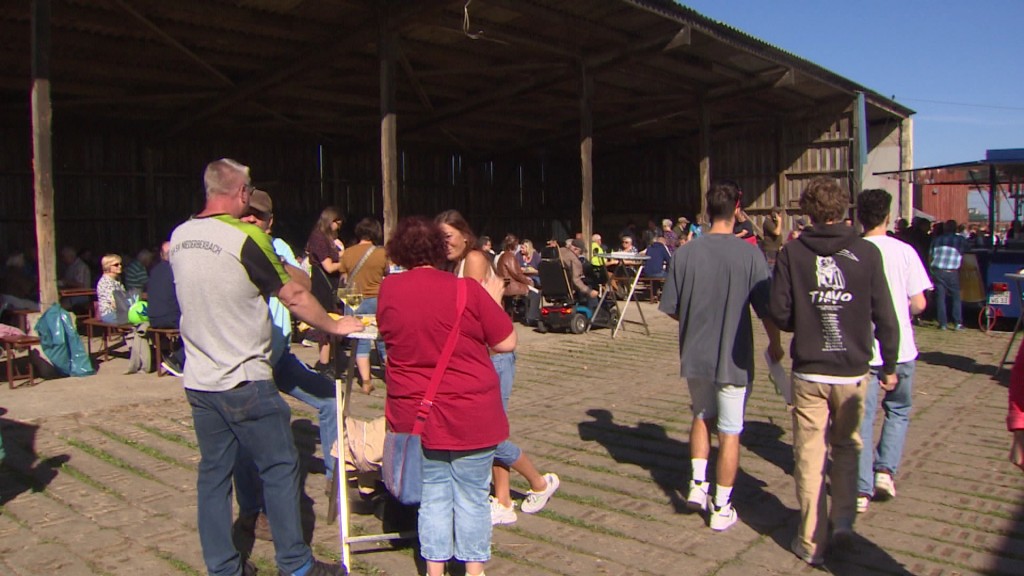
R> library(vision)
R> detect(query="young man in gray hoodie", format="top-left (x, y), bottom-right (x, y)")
top-left (769, 177), bottom-right (899, 565)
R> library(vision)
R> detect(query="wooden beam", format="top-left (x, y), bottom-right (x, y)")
top-left (112, 0), bottom-right (233, 86)
top-left (698, 99), bottom-right (711, 220)
top-left (580, 64), bottom-right (594, 245)
top-left (663, 25), bottom-right (692, 51)
top-left (380, 15), bottom-right (398, 244)
top-left (32, 0), bottom-right (58, 311)
top-left (404, 31), bottom-right (678, 136)
top-left (163, 0), bottom-right (444, 138)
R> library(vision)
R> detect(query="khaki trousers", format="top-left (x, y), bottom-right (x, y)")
top-left (791, 375), bottom-right (867, 559)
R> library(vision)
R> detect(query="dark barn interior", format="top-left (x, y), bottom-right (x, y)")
top-left (0, 0), bottom-right (912, 259)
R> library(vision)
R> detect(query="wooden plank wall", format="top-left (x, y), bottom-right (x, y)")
top-left (2, 112), bottom-right (860, 259)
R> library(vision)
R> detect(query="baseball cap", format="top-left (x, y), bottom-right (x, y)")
top-left (570, 238), bottom-right (587, 251)
top-left (248, 189), bottom-right (273, 215)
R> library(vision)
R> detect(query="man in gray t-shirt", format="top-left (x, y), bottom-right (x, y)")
top-left (171, 158), bottom-right (362, 576)
top-left (659, 181), bottom-right (783, 533)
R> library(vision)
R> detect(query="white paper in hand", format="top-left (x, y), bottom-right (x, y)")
top-left (765, 349), bottom-right (792, 405)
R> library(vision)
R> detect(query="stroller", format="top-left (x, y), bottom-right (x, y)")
top-left (536, 251), bottom-right (617, 334)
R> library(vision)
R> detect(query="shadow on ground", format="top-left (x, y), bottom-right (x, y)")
top-left (578, 408), bottom-right (914, 575)
top-left (0, 410), bottom-right (69, 506)
top-left (918, 350), bottom-right (998, 377)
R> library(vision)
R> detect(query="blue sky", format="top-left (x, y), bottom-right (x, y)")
top-left (682, 1), bottom-right (1024, 169)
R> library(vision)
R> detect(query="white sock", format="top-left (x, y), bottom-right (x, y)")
top-left (691, 459), bottom-right (708, 484)
top-left (715, 484), bottom-right (733, 509)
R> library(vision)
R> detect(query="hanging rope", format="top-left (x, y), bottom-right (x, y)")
top-left (463, 0), bottom-right (482, 40)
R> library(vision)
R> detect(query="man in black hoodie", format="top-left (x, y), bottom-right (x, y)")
top-left (769, 177), bottom-right (899, 566)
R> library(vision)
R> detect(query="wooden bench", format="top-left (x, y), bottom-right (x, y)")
top-left (1, 334), bottom-right (41, 389)
top-left (6, 309), bottom-right (35, 333)
top-left (148, 327), bottom-right (181, 376)
top-left (80, 301), bottom-right (136, 361)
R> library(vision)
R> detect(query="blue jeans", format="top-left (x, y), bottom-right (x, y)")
top-left (186, 380), bottom-right (310, 576)
top-left (419, 447), bottom-right (495, 563)
top-left (858, 362), bottom-right (915, 496)
top-left (931, 268), bottom-right (962, 327)
top-left (235, 351), bottom-right (339, 516)
top-left (354, 297), bottom-right (387, 362)
top-left (491, 353), bottom-right (521, 467)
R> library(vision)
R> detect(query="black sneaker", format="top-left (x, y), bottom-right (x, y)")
top-left (279, 559), bottom-right (342, 576)
top-left (313, 362), bottom-right (336, 380)
top-left (161, 357), bottom-right (184, 377)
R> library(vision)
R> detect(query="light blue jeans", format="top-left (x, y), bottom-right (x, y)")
top-left (353, 297), bottom-right (387, 362)
top-left (686, 378), bottom-right (751, 435)
top-left (420, 447), bottom-right (495, 563)
top-left (858, 361), bottom-right (915, 496)
top-left (491, 352), bottom-right (521, 466)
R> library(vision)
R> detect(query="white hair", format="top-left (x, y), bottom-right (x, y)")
top-left (203, 158), bottom-right (250, 198)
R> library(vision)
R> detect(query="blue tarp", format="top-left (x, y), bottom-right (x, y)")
top-left (35, 304), bottom-right (95, 377)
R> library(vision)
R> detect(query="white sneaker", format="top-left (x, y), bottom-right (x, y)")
top-left (300, 338), bottom-right (316, 347)
top-left (521, 473), bottom-right (559, 514)
top-left (489, 496), bottom-right (517, 525)
top-left (856, 495), bottom-right (870, 513)
top-left (709, 502), bottom-right (737, 531)
top-left (686, 481), bottom-right (708, 512)
top-left (874, 472), bottom-right (896, 500)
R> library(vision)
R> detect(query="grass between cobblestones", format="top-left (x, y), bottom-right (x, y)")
top-left (490, 545), bottom-right (568, 576)
top-left (91, 425), bottom-right (195, 469)
top-left (532, 508), bottom-right (630, 539)
top-left (154, 549), bottom-right (203, 575)
top-left (61, 436), bottom-right (157, 482)
top-left (135, 423), bottom-right (198, 450)
top-left (57, 461), bottom-right (126, 500)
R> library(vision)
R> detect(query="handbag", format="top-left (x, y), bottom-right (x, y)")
top-left (382, 279), bottom-right (467, 505)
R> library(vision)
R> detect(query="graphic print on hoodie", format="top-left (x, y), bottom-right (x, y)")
top-left (769, 224), bottom-right (900, 377)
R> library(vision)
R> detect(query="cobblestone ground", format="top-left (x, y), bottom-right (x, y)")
top-left (1, 307), bottom-right (1023, 575)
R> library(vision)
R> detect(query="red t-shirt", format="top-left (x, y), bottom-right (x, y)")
top-left (379, 268), bottom-right (513, 450)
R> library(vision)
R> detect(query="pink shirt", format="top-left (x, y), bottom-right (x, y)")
top-left (379, 268), bottom-right (512, 450)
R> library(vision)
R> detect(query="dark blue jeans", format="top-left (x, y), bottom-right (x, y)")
top-left (235, 351), bottom-right (339, 517)
top-left (931, 268), bottom-right (962, 327)
top-left (186, 380), bottom-right (311, 576)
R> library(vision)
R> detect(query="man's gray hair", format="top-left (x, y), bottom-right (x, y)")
top-left (204, 158), bottom-right (250, 198)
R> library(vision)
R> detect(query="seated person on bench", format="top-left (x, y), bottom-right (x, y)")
top-left (147, 241), bottom-right (185, 376)
top-left (496, 235), bottom-right (541, 326)
top-left (642, 233), bottom-right (672, 279)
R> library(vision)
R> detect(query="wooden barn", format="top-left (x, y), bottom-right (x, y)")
top-left (1, 0), bottom-right (914, 301)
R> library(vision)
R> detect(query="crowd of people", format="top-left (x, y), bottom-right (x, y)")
top-left (6, 160), bottom-right (1024, 576)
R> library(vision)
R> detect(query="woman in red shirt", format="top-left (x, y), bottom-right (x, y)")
top-left (435, 211), bottom-right (560, 525)
top-left (379, 217), bottom-right (515, 576)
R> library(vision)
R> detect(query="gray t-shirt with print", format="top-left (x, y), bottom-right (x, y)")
top-left (169, 214), bottom-right (289, 392)
top-left (658, 233), bottom-right (771, 385)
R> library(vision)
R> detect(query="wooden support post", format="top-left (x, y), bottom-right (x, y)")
top-left (698, 100), bottom-right (711, 221)
top-left (379, 17), bottom-right (398, 243)
top-left (32, 0), bottom-right (57, 311)
top-left (899, 117), bottom-right (913, 223)
top-left (775, 117), bottom-right (787, 209)
top-left (580, 64), bottom-right (593, 245)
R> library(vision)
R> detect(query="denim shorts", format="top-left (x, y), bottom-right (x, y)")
top-left (687, 378), bottom-right (751, 435)
top-left (419, 447), bottom-right (495, 563)
top-left (353, 297), bottom-right (386, 360)
top-left (490, 353), bottom-right (521, 466)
